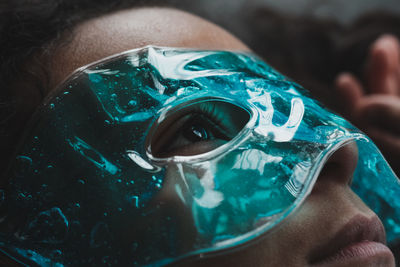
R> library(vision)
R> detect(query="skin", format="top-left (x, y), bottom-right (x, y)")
top-left (38, 7), bottom-right (396, 267)
top-left (47, 7), bottom-right (250, 90)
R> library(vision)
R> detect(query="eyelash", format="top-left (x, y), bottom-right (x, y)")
top-left (185, 113), bottom-right (228, 139)
top-left (149, 100), bottom-right (250, 158)
top-left (190, 102), bottom-right (231, 138)
top-left (158, 109), bottom-right (229, 155)
top-left (150, 102), bottom-right (231, 157)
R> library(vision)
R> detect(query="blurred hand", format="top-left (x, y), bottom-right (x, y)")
top-left (335, 34), bottom-right (400, 176)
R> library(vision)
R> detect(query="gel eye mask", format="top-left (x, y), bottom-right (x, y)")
top-left (0, 46), bottom-right (399, 266)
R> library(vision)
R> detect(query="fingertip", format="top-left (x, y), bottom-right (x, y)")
top-left (335, 73), bottom-right (363, 102)
top-left (335, 73), bottom-right (354, 91)
top-left (367, 34), bottom-right (400, 95)
top-left (335, 72), bottom-right (352, 87)
top-left (373, 35), bottom-right (399, 65)
top-left (373, 34), bottom-right (400, 53)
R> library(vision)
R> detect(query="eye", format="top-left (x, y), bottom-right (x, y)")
top-left (184, 122), bottom-right (209, 142)
top-left (149, 100), bottom-right (250, 158)
top-left (180, 114), bottom-right (220, 143)
top-left (159, 112), bottom-right (229, 156)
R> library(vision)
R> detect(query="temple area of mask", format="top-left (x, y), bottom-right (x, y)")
top-left (352, 139), bottom-right (400, 244)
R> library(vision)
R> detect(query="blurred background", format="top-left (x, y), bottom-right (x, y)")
top-left (176, 0), bottom-right (400, 24)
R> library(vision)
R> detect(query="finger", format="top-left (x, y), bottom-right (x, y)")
top-left (356, 95), bottom-right (400, 134)
top-left (366, 34), bottom-right (400, 96)
top-left (335, 72), bottom-right (364, 117)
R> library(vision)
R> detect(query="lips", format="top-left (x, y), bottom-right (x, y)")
top-left (309, 214), bottom-right (393, 265)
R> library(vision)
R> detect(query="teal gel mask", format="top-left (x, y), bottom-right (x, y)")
top-left (1, 47), bottom-right (399, 266)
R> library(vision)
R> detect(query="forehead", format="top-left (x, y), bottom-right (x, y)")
top-left (48, 7), bottom-right (249, 90)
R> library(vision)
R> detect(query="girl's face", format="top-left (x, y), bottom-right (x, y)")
top-left (32, 7), bottom-right (395, 267)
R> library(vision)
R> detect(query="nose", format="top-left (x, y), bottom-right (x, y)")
top-left (316, 141), bottom-right (359, 186)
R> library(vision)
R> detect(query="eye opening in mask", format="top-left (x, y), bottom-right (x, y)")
top-left (146, 98), bottom-right (251, 161)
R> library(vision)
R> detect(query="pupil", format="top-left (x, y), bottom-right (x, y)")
top-left (184, 124), bottom-right (208, 142)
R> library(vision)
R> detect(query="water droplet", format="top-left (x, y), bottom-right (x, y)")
top-left (77, 179), bottom-right (85, 185)
top-left (118, 208), bottom-right (122, 212)
top-left (90, 222), bottom-right (110, 248)
top-left (375, 161), bottom-right (384, 174)
top-left (127, 100), bottom-right (137, 107)
top-left (116, 179), bottom-right (122, 183)
top-left (24, 207), bottom-right (69, 244)
top-left (104, 120), bottom-right (111, 126)
top-left (0, 190), bottom-right (5, 205)
top-left (51, 249), bottom-right (62, 259)
top-left (14, 156), bottom-right (33, 177)
top-left (131, 242), bottom-right (139, 252)
top-left (111, 93), bottom-right (117, 98)
top-left (102, 256), bottom-right (110, 264)
top-left (74, 203), bottom-right (80, 208)
top-left (49, 103), bottom-right (55, 109)
top-left (155, 183), bottom-right (162, 189)
top-left (152, 176), bottom-right (157, 181)
top-left (125, 179), bottom-right (135, 186)
top-left (266, 72), bottom-right (278, 80)
top-left (63, 91), bottom-right (70, 95)
top-left (127, 195), bottom-right (139, 208)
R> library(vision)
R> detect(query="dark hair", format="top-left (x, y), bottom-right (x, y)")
top-left (0, 0), bottom-right (165, 177)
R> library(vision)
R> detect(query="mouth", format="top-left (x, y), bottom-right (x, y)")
top-left (309, 214), bottom-right (395, 265)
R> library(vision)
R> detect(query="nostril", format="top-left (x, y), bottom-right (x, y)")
top-left (318, 141), bottom-right (359, 186)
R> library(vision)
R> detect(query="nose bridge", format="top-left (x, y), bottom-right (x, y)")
top-left (317, 141), bottom-right (359, 186)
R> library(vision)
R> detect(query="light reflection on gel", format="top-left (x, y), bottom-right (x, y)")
top-left (67, 136), bottom-right (119, 175)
